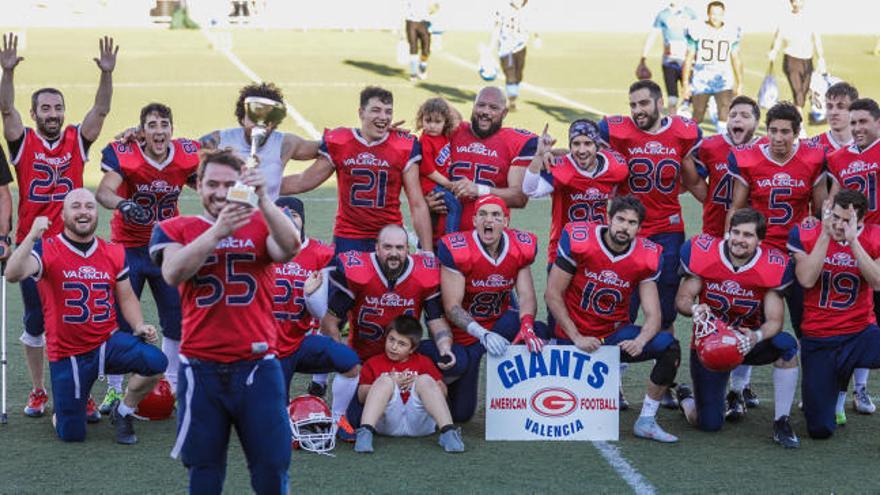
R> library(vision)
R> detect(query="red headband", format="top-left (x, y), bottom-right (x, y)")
top-left (475, 194), bottom-right (510, 217)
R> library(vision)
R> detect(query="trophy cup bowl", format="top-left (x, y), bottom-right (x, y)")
top-left (226, 96), bottom-right (287, 207)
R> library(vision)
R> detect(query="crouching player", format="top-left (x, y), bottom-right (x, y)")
top-left (354, 315), bottom-right (464, 453)
top-left (675, 208), bottom-right (800, 448)
top-left (5, 189), bottom-right (166, 444)
top-left (545, 195), bottom-right (681, 443)
top-left (788, 190), bottom-right (880, 439)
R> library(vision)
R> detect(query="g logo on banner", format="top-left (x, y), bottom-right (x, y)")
top-left (530, 388), bottom-right (577, 418)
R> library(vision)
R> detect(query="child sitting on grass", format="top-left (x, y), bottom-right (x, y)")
top-left (353, 315), bottom-right (464, 453)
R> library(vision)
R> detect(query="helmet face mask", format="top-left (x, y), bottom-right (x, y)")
top-left (694, 312), bottom-right (747, 372)
top-left (288, 395), bottom-right (336, 454)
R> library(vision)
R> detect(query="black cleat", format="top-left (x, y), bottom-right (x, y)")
top-left (725, 391), bottom-right (746, 422)
top-left (307, 381), bottom-right (327, 398)
top-left (660, 387), bottom-right (679, 410)
top-left (619, 390), bottom-right (630, 411)
top-left (110, 400), bottom-right (138, 445)
top-left (773, 415), bottom-right (800, 448)
top-left (743, 386), bottom-right (760, 408)
top-left (676, 384), bottom-right (697, 425)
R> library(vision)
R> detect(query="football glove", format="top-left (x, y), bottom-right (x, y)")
top-left (480, 331), bottom-right (509, 357)
top-left (117, 199), bottom-right (151, 225)
top-left (512, 314), bottom-right (544, 353)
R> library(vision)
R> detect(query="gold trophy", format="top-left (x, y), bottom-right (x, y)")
top-left (226, 96), bottom-right (286, 206)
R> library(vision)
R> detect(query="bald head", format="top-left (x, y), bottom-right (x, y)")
top-left (376, 224), bottom-right (409, 278)
top-left (471, 87), bottom-right (508, 139)
top-left (64, 188), bottom-right (96, 207)
top-left (475, 87), bottom-right (506, 107)
top-left (62, 188), bottom-right (99, 240)
top-left (377, 224), bottom-right (408, 245)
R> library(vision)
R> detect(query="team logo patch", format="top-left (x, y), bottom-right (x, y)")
top-left (530, 388), bottom-right (577, 418)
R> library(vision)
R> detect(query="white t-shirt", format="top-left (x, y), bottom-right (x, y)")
top-left (777, 10), bottom-right (816, 59)
top-left (404, 0), bottom-right (432, 22)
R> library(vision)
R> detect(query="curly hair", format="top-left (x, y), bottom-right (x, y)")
top-left (235, 82), bottom-right (284, 125)
top-left (415, 97), bottom-right (457, 136)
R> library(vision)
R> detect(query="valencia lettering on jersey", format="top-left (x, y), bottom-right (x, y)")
top-left (455, 142), bottom-right (498, 158)
top-left (33, 151), bottom-right (72, 166)
top-left (497, 348), bottom-right (610, 390)
top-left (755, 173), bottom-right (806, 188)
top-left (569, 188), bottom-right (609, 202)
top-left (586, 269), bottom-right (631, 289)
top-left (62, 265), bottom-right (111, 280)
top-left (471, 274), bottom-right (514, 288)
top-left (363, 293), bottom-right (416, 307)
top-left (216, 237), bottom-right (255, 250)
top-left (136, 180), bottom-right (181, 194)
top-left (825, 252), bottom-right (858, 268)
top-left (838, 160), bottom-right (880, 178)
top-left (626, 141), bottom-right (678, 156)
top-left (705, 280), bottom-right (755, 297)
top-left (343, 152), bottom-right (390, 167)
top-left (275, 262), bottom-right (312, 278)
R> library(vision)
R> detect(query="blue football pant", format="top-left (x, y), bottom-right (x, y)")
top-left (556, 324), bottom-right (678, 367)
top-left (279, 334), bottom-right (360, 400)
top-left (117, 246), bottom-right (183, 340)
top-left (20, 276), bottom-right (44, 337)
top-left (629, 232), bottom-right (684, 331)
top-left (49, 331), bottom-right (167, 442)
top-left (174, 356), bottom-right (291, 495)
top-left (690, 332), bottom-right (798, 432)
top-left (801, 326), bottom-right (880, 439)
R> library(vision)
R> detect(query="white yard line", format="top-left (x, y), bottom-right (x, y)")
top-left (440, 52), bottom-right (609, 116)
top-left (592, 441), bottom-right (658, 495)
top-left (199, 29), bottom-right (321, 139)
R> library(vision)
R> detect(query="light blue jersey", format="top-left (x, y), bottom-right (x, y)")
top-left (653, 4), bottom-right (697, 67)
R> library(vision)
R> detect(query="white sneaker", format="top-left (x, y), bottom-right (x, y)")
top-left (853, 387), bottom-right (876, 414)
top-left (633, 416), bottom-right (678, 443)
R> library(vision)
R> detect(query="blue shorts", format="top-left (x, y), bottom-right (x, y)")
top-left (629, 232), bottom-right (684, 331)
top-left (117, 246), bottom-right (182, 340)
top-left (431, 185), bottom-right (462, 234)
top-left (689, 332), bottom-right (798, 432)
top-left (174, 355), bottom-right (290, 494)
top-left (333, 236), bottom-right (376, 257)
top-left (21, 276), bottom-right (44, 337)
top-left (801, 326), bottom-right (880, 439)
top-left (557, 324), bottom-right (677, 363)
top-left (48, 331), bottom-right (167, 442)
top-left (279, 334), bottom-right (360, 397)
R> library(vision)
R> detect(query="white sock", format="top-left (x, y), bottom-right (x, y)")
top-left (312, 373), bottom-right (328, 386)
top-left (162, 338), bottom-right (181, 392)
top-left (836, 391), bottom-right (847, 414)
top-left (639, 395), bottom-right (660, 418)
top-left (331, 373), bottom-right (360, 422)
top-left (107, 374), bottom-right (124, 393)
top-left (117, 401), bottom-right (135, 417)
top-left (730, 368), bottom-right (748, 393)
top-left (409, 55), bottom-right (419, 76)
top-left (731, 365), bottom-right (752, 388)
top-left (854, 368), bottom-right (869, 390)
top-left (773, 367), bottom-right (798, 420)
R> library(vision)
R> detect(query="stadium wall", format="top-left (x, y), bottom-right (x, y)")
top-left (3, 0), bottom-right (878, 34)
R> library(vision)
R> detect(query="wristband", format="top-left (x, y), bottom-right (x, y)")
top-left (466, 321), bottom-right (487, 339)
top-left (477, 184), bottom-right (491, 197)
top-left (754, 330), bottom-right (763, 343)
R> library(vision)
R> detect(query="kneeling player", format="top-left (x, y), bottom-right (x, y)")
top-left (272, 197), bottom-right (360, 398)
top-left (789, 190), bottom-right (880, 439)
top-left (545, 195), bottom-right (681, 443)
top-left (354, 315), bottom-right (464, 453)
top-left (5, 189), bottom-right (166, 444)
top-left (675, 208), bottom-right (800, 448)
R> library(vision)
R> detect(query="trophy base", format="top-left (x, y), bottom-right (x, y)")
top-left (227, 184), bottom-right (259, 208)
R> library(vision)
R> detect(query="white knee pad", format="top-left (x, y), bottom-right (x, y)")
top-left (19, 331), bottom-right (45, 348)
top-left (162, 338), bottom-right (180, 390)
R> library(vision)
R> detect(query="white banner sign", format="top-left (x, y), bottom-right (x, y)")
top-left (485, 345), bottom-right (620, 441)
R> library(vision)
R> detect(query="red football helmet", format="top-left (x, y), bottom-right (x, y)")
top-left (694, 311), bottom-right (749, 372)
top-left (288, 395), bottom-right (336, 454)
top-left (137, 378), bottom-right (175, 420)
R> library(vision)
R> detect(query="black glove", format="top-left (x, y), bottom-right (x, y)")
top-left (117, 199), bottom-right (151, 225)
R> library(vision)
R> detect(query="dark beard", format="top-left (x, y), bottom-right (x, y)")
top-left (380, 257), bottom-right (409, 285)
top-left (635, 111), bottom-right (659, 131)
top-left (36, 118), bottom-right (63, 140)
top-left (470, 115), bottom-right (503, 139)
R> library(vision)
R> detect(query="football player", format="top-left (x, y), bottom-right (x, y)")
top-left (788, 190), bottom-right (880, 439)
top-left (403, 0), bottom-right (437, 81)
top-left (281, 86), bottom-right (433, 255)
top-left (200, 82), bottom-right (320, 201)
top-left (150, 149), bottom-right (299, 493)
top-left (675, 208), bottom-right (800, 448)
top-left (428, 195), bottom-right (547, 423)
top-left (545, 195), bottom-right (682, 443)
top-left (490, 0), bottom-right (531, 110)
top-left (0, 33), bottom-right (116, 418)
top-left (271, 196), bottom-right (360, 402)
top-left (320, 224), bottom-right (455, 440)
top-left (426, 87), bottom-right (537, 233)
top-left (680, 1), bottom-right (743, 130)
top-left (728, 101), bottom-right (827, 333)
top-left (825, 97), bottom-right (880, 417)
top-left (638, 1), bottom-right (698, 113)
top-left (812, 82), bottom-right (858, 152)
top-left (94, 103), bottom-right (200, 412)
top-left (5, 189), bottom-right (166, 444)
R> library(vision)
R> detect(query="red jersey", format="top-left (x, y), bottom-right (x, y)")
top-left (695, 134), bottom-right (744, 237)
top-left (10, 126), bottom-right (87, 244)
top-left (827, 140), bottom-right (880, 225)
top-left (272, 238), bottom-right (335, 358)
top-left (729, 141), bottom-right (826, 251)
top-left (542, 151), bottom-right (628, 261)
top-left (554, 222), bottom-right (661, 339)
top-left (680, 234), bottom-right (793, 340)
top-left (437, 228), bottom-right (538, 345)
top-left (788, 220), bottom-right (880, 338)
top-left (448, 122), bottom-right (537, 231)
top-left (329, 252), bottom-right (441, 361)
top-left (811, 131), bottom-right (851, 154)
top-left (359, 352), bottom-right (442, 403)
top-left (320, 128), bottom-right (421, 239)
top-left (101, 139), bottom-right (200, 247)
top-left (418, 133), bottom-right (452, 195)
top-left (150, 212), bottom-right (279, 363)
top-left (33, 235), bottom-right (127, 361)
top-left (598, 115), bottom-right (702, 237)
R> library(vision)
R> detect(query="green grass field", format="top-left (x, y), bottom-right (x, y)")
top-left (1, 27), bottom-right (880, 494)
